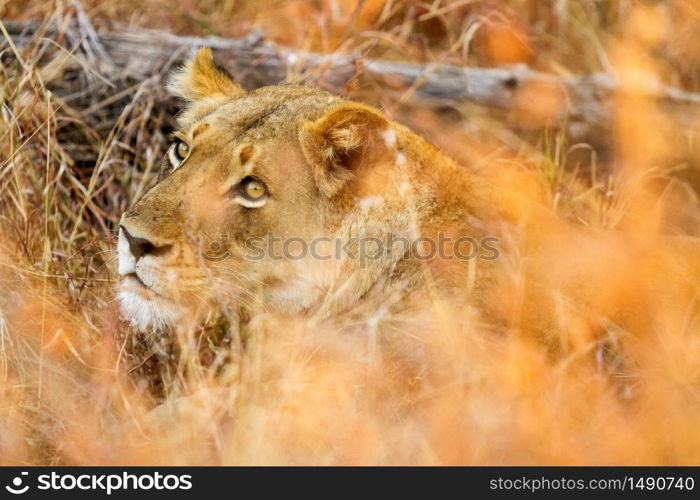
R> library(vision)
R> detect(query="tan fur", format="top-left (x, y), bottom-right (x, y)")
top-left (118, 48), bottom-right (500, 331)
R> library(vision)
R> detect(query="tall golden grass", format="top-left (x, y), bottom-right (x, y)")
top-left (1, 0), bottom-right (700, 465)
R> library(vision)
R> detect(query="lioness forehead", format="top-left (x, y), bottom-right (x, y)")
top-left (181, 84), bottom-right (344, 141)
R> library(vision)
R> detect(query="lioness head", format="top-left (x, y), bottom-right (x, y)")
top-left (117, 48), bottom-right (452, 331)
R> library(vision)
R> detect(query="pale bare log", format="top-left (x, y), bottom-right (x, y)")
top-left (4, 19), bottom-right (700, 142)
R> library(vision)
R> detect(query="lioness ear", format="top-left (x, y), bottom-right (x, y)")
top-left (300, 103), bottom-right (391, 198)
top-left (167, 48), bottom-right (244, 102)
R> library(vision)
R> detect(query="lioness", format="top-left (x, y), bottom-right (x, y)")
top-left (117, 48), bottom-right (699, 361)
top-left (117, 48), bottom-right (502, 332)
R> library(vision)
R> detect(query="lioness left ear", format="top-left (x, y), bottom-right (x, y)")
top-left (167, 48), bottom-right (244, 102)
top-left (299, 103), bottom-right (392, 198)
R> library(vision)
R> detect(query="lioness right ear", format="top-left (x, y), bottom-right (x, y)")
top-left (299, 103), bottom-right (392, 198)
top-left (167, 48), bottom-right (244, 102)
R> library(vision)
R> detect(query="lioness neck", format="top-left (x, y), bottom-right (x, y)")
top-left (309, 124), bottom-right (497, 316)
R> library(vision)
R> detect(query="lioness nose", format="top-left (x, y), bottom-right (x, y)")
top-left (121, 226), bottom-right (171, 261)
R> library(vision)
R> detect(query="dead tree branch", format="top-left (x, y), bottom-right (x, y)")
top-left (4, 19), bottom-right (700, 142)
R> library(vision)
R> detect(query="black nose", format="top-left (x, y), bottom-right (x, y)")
top-left (121, 226), bottom-right (169, 261)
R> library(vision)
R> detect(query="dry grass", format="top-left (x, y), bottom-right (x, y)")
top-left (1, 0), bottom-right (700, 465)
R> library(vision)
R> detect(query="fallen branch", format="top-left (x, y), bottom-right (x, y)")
top-left (4, 18), bottom-right (700, 143)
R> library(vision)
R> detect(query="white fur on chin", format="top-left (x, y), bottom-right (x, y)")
top-left (117, 288), bottom-right (183, 332)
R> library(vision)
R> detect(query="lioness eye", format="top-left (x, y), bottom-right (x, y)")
top-left (244, 179), bottom-right (266, 199)
top-left (235, 176), bottom-right (268, 208)
top-left (168, 139), bottom-right (189, 169)
top-left (176, 141), bottom-right (189, 159)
